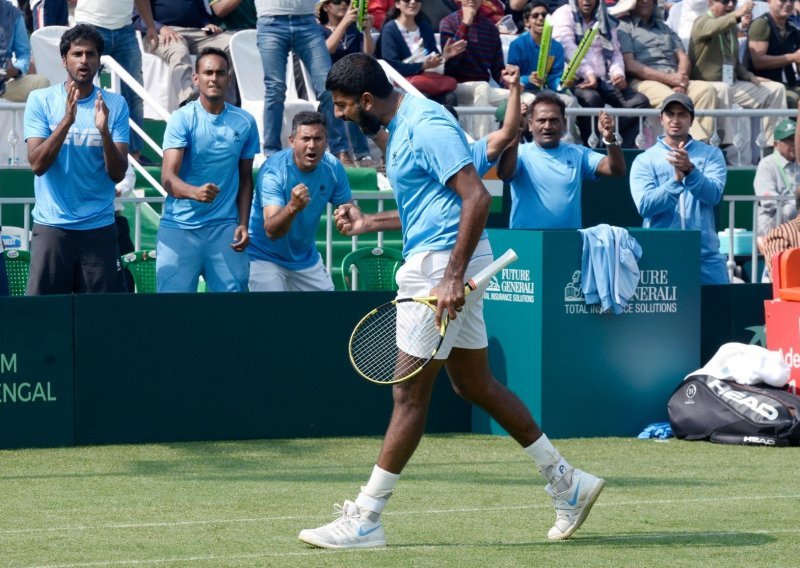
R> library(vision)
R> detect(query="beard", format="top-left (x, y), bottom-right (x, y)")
top-left (354, 102), bottom-right (383, 136)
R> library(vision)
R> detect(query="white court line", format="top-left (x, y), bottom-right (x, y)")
top-left (26, 527), bottom-right (800, 568)
top-left (4, 492), bottom-right (800, 536)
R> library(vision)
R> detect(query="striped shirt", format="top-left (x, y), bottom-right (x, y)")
top-left (762, 217), bottom-right (800, 277)
top-left (440, 11), bottom-right (505, 84)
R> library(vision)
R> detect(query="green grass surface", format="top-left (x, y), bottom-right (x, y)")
top-left (2, 435), bottom-right (799, 567)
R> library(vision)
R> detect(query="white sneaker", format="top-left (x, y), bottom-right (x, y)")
top-left (545, 469), bottom-right (605, 540)
top-left (298, 500), bottom-right (386, 549)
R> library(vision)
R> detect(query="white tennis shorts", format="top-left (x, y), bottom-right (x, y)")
top-left (396, 239), bottom-right (493, 359)
top-left (248, 257), bottom-right (334, 292)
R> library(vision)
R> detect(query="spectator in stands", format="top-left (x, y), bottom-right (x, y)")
top-left (157, 48), bottom-right (260, 293)
top-left (247, 111), bottom-right (351, 291)
top-left (134, 0), bottom-right (237, 107)
top-left (754, 118), bottom-right (798, 235)
top-left (497, 92), bottom-right (626, 228)
top-left (617, 0), bottom-right (719, 143)
top-left (629, 93), bottom-right (729, 284)
top-left (440, 0), bottom-right (507, 139)
top-left (210, 0), bottom-right (258, 30)
top-left (30, 0), bottom-right (67, 30)
top-left (376, 0), bottom-right (462, 107)
top-left (24, 25), bottom-right (129, 295)
top-left (318, 0), bottom-right (379, 167)
top-left (552, 0), bottom-right (650, 148)
top-left (0, 0), bottom-right (48, 102)
top-left (746, 0), bottom-right (800, 108)
top-left (255, 0), bottom-right (349, 164)
top-left (689, 0), bottom-right (787, 151)
top-left (75, 0), bottom-right (157, 165)
top-left (508, 1), bottom-right (566, 96)
top-left (759, 210), bottom-right (800, 278)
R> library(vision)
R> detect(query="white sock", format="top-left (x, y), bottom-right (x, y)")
top-left (355, 465), bottom-right (399, 518)
top-left (524, 434), bottom-right (573, 493)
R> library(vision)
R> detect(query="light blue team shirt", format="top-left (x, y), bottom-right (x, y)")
top-left (509, 142), bottom-right (604, 229)
top-left (160, 101), bottom-right (260, 229)
top-left (629, 136), bottom-right (728, 284)
top-left (247, 149), bottom-right (352, 270)
top-left (470, 136), bottom-right (494, 177)
top-left (386, 95), bottom-right (487, 258)
top-left (24, 84), bottom-right (130, 230)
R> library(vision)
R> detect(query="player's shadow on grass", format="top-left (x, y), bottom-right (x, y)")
top-left (396, 531), bottom-right (775, 549)
top-left (550, 530), bottom-right (776, 548)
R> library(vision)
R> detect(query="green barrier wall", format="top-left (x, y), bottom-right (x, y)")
top-left (72, 292), bottom-right (469, 445)
top-left (0, 296), bottom-right (74, 449)
top-left (700, 283), bottom-right (771, 363)
top-left (476, 228), bottom-right (701, 438)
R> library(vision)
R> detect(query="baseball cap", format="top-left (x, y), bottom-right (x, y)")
top-left (774, 119), bottom-right (796, 141)
top-left (660, 92), bottom-right (695, 116)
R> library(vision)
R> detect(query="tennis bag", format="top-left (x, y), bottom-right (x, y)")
top-left (668, 374), bottom-right (800, 447)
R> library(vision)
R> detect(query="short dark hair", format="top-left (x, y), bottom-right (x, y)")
top-left (195, 47), bottom-right (229, 73)
top-left (523, 0), bottom-right (550, 20)
top-left (530, 91), bottom-right (566, 120)
top-left (60, 24), bottom-right (104, 58)
top-left (326, 53), bottom-right (394, 99)
top-left (291, 111), bottom-right (327, 135)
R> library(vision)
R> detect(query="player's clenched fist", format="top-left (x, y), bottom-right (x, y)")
top-left (334, 203), bottom-right (366, 236)
top-left (194, 182), bottom-right (220, 203)
top-left (288, 183), bottom-right (311, 213)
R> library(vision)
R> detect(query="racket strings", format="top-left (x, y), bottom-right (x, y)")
top-left (350, 301), bottom-right (441, 383)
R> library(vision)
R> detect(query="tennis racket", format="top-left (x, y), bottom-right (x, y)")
top-left (348, 249), bottom-right (518, 385)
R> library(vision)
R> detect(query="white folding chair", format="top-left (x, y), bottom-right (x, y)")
top-left (30, 25), bottom-right (70, 87)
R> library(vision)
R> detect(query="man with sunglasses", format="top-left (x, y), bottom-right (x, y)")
top-left (508, 1), bottom-right (566, 95)
top-left (689, 0), bottom-right (787, 154)
top-left (746, 0), bottom-right (800, 108)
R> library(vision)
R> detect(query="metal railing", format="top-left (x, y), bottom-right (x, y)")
top-left (720, 193), bottom-right (796, 283)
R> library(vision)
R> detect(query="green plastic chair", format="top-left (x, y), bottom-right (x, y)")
top-left (341, 246), bottom-right (403, 291)
top-left (121, 250), bottom-right (157, 293)
top-left (2, 249), bottom-right (30, 296)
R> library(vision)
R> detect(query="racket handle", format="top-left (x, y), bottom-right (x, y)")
top-left (466, 248), bottom-right (518, 291)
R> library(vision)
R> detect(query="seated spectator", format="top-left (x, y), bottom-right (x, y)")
top-left (552, 0), bottom-right (650, 148)
top-left (440, 0), bottom-right (507, 139)
top-left (376, 0), bottom-right (461, 107)
top-left (759, 207), bottom-right (800, 279)
top-left (617, 0), bottom-right (718, 143)
top-left (746, 0), bottom-right (800, 108)
top-left (754, 118), bottom-right (798, 236)
top-left (210, 0), bottom-right (258, 31)
top-left (0, 0), bottom-right (48, 103)
top-left (318, 0), bottom-right (379, 166)
top-left (30, 0), bottom-right (67, 30)
top-left (134, 0), bottom-right (237, 107)
top-left (508, 1), bottom-right (566, 95)
top-left (689, 0), bottom-right (786, 151)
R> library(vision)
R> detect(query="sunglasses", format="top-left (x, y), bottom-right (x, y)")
top-left (399, 0), bottom-right (423, 4)
top-left (328, 0), bottom-right (347, 5)
top-left (529, 11), bottom-right (548, 19)
top-left (715, 0), bottom-right (736, 5)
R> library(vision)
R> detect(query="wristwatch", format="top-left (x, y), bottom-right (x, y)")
top-left (682, 163), bottom-right (695, 176)
top-left (603, 133), bottom-right (622, 147)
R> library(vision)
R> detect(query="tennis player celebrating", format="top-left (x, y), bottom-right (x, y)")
top-left (297, 53), bottom-right (605, 549)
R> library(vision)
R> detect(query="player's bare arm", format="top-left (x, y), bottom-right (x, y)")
top-left (595, 111), bottom-right (626, 177)
top-left (161, 147), bottom-right (220, 202)
top-left (232, 157), bottom-right (254, 251)
top-left (27, 83), bottom-right (80, 176)
top-left (334, 203), bottom-right (401, 236)
top-left (263, 183), bottom-right (312, 239)
top-left (431, 164), bottom-right (491, 326)
top-left (95, 91), bottom-right (128, 183)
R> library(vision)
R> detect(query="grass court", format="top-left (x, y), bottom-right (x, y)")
top-left (2, 434), bottom-right (799, 567)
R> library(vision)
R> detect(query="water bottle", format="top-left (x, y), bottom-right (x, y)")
top-left (7, 127), bottom-right (18, 166)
